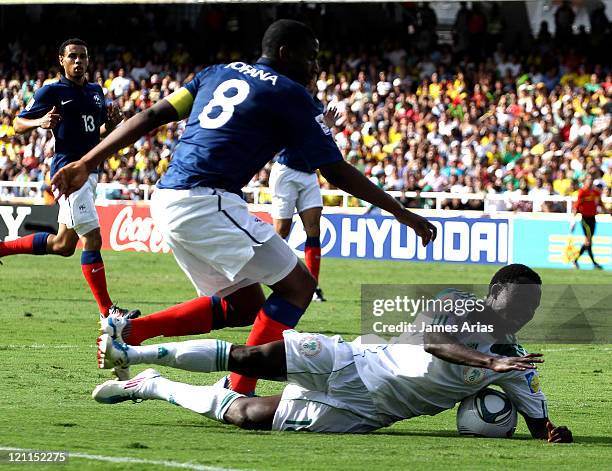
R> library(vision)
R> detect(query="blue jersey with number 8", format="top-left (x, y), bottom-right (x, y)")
top-left (158, 59), bottom-right (342, 193)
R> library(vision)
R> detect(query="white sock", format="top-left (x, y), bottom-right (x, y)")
top-left (141, 377), bottom-right (244, 422)
top-left (126, 339), bottom-right (231, 372)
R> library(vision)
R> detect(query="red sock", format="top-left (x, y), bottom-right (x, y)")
top-left (82, 262), bottom-right (113, 316)
top-left (126, 296), bottom-right (230, 346)
top-left (229, 310), bottom-right (290, 394)
top-left (304, 245), bottom-right (321, 282)
top-left (0, 234), bottom-right (35, 256)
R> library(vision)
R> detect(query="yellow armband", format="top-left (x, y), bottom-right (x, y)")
top-left (166, 87), bottom-right (194, 120)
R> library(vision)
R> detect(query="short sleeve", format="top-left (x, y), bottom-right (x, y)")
top-left (19, 86), bottom-right (55, 119)
top-left (183, 66), bottom-right (215, 97)
top-left (495, 370), bottom-right (548, 419)
top-left (280, 87), bottom-right (342, 171)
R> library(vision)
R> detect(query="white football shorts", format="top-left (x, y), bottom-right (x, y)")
top-left (272, 330), bottom-right (394, 433)
top-left (269, 163), bottom-right (322, 220)
top-left (56, 173), bottom-right (100, 236)
top-left (151, 186), bottom-right (297, 297)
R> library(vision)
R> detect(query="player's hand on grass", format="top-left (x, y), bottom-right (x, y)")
top-left (490, 353), bottom-right (543, 372)
top-left (40, 106), bottom-right (61, 129)
top-left (51, 160), bottom-right (89, 199)
top-left (396, 209), bottom-right (437, 246)
top-left (546, 421), bottom-right (573, 443)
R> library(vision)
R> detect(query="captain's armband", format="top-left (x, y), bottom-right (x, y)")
top-left (166, 87), bottom-right (194, 120)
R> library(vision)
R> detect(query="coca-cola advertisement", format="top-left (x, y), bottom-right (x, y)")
top-left (98, 204), bottom-right (169, 253)
top-left (97, 204), bottom-right (272, 253)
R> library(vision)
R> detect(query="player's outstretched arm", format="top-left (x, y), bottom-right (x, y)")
top-left (523, 416), bottom-right (573, 443)
top-left (319, 160), bottom-right (437, 246)
top-left (424, 332), bottom-right (543, 372)
top-left (14, 107), bottom-right (61, 134)
top-left (52, 99), bottom-right (179, 197)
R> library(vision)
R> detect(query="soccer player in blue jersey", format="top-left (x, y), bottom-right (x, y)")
top-left (53, 20), bottom-right (437, 393)
top-left (269, 103), bottom-right (340, 303)
top-left (2, 38), bottom-right (138, 320)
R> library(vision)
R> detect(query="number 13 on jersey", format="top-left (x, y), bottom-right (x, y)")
top-left (198, 79), bottom-right (250, 129)
top-left (81, 114), bottom-right (95, 132)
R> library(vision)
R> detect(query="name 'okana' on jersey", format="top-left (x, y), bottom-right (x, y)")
top-left (225, 62), bottom-right (278, 85)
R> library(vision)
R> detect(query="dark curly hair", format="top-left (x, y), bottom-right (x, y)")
top-left (59, 38), bottom-right (87, 56)
top-left (489, 264), bottom-right (542, 290)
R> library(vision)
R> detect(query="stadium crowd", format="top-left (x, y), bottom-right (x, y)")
top-left (0, 2), bottom-right (610, 212)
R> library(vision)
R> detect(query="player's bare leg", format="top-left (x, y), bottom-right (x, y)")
top-left (93, 364), bottom-right (281, 430)
top-left (273, 217), bottom-right (292, 240)
top-left (116, 283), bottom-right (266, 345)
top-left (46, 224), bottom-right (79, 256)
top-left (0, 223), bottom-right (76, 260)
top-left (299, 206), bottom-right (325, 301)
top-left (94, 338), bottom-right (286, 428)
top-left (576, 219), bottom-right (602, 269)
top-left (224, 395), bottom-right (282, 430)
top-left (273, 208), bottom-right (325, 301)
top-left (228, 260), bottom-right (315, 394)
top-left (98, 335), bottom-right (287, 378)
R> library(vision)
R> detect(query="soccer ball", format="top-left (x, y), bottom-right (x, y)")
top-left (456, 388), bottom-right (517, 438)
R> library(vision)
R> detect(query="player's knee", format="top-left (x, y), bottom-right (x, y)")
top-left (289, 268), bottom-right (317, 307)
top-left (299, 266), bottom-right (317, 295)
top-left (225, 399), bottom-right (268, 430)
top-left (52, 240), bottom-right (76, 257)
top-left (82, 229), bottom-right (103, 250)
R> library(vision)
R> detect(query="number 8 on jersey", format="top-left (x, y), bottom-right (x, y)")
top-left (199, 79), bottom-right (250, 129)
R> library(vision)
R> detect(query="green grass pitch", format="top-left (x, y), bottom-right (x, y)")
top-left (1, 252), bottom-right (611, 470)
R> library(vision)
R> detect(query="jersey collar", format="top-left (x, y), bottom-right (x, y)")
top-left (254, 57), bottom-right (275, 68)
top-left (60, 75), bottom-right (86, 88)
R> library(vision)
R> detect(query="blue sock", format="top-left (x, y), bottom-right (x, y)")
top-left (81, 250), bottom-right (103, 265)
top-left (32, 232), bottom-right (50, 255)
top-left (261, 293), bottom-right (304, 328)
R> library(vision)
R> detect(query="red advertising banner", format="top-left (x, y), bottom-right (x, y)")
top-left (97, 204), bottom-right (272, 253)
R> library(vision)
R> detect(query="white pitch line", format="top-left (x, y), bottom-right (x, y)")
top-left (0, 447), bottom-right (248, 471)
top-left (0, 344), bottom-right (82, 349)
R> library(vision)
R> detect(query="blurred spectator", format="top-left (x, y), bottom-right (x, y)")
top-left (0, 2), bottom-right (610, 213)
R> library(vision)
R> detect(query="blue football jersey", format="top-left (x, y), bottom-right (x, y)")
top-left (276, 97), bottom-right (328, 174)
top-left (158, 59), bottom-right (342, 193)
top-left (19, 76), bottom-right (107, 176)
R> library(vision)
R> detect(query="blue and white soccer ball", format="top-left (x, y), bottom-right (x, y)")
top-left (456, 388), bottom-right (517, 438)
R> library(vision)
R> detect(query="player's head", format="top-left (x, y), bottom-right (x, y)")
top-left (261, 19), bottom-right (319, 86)
top-left (58, 38), bottom-right (88, 81)
top-left (583, 174), bottom-right (593, 189)
top-left (486, 264), bottom-right (542, 334)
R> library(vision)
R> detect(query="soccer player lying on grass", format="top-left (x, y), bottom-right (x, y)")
top-left (93, 264), bottom-right (572, 441)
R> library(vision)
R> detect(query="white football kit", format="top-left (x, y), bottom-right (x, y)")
top-left (269, 162), bottom-right (323, 220)
top-left (56, 173), bottom-right (100, 236)
top-left (149, 60), bottom-right (342, 297)
top-left (151, 187), bottom-right (297, 297)
top-left (273, 290), bottom-right (548, 433)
